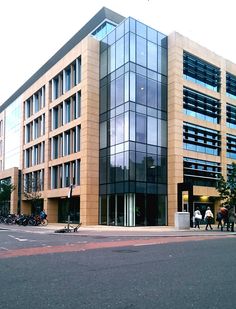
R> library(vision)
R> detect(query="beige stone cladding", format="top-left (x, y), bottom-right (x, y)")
top-left (168, 32), bottom-right (236, 224)
top-left (21, 36), bottom-right (99, 224)
top-left (0, 167), bottom-right (19, 214)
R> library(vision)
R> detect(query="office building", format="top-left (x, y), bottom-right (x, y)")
top-left (0, 7), bottom-right (234, 226)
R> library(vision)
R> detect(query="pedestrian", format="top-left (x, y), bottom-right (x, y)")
top-left (216, 208), bottom-right (223, 231)
top-left (228, 206), bottom-right (236, 232)
top-left (193, 207), bottom-right (202, 229)
top-left (220, 207), bottom-right (229, 231)
top-left (204, 207), bottom-right (214, 230)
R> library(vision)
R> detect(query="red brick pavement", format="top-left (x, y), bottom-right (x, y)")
top-left (0, 235), bottom-right (232, 259)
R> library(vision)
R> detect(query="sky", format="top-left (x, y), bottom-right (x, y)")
top-left (1, 0), bottom-right (236, 104)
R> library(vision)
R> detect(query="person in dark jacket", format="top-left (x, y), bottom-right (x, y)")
top-left (216, 208), bottom-right (223, 231)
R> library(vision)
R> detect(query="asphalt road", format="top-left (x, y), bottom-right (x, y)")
top-left (0, 228), bottom-right (236, 309)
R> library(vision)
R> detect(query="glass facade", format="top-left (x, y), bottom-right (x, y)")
top-left (99, 18), bottom-right (167, 226)
top-left (4, 97), bottom-right (21, 169)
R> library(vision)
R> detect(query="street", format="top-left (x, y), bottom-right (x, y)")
top-left (0, 226), bottom-right (236, 308)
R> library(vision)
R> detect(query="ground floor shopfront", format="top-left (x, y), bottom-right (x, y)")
top-left (99, 193), bottom-right (167, 226)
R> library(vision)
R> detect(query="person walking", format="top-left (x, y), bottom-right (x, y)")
top-left (204, 207), bottom-right (214, 230)
top-left (216, 208), bottom-right (223, 231)
top-left (228, 206), bottom-right (236, 232)
top-left (193, 207), bottom-right (202, 229)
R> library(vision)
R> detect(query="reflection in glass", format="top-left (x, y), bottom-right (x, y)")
top-left (137, 36), bottom-right (146, 67)
top-left (136, 114), bottom-right (146, 143)
top-left (136, 75), bottom-right (146, 105)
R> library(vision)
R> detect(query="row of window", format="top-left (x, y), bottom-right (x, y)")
top-left (51, 160), bottom-right (80, 189)
top-left (24, 142), bottom-right (45, 168)
top-left (183, 157), bottom-right (221, 187)
top-left (24, 170), bottom-right (44, 192)
top-left (50, 57), bottom-right (81, 101)
top-left (24, 160), bottom-right (81, 192)
top-left (100, 112), bottom-right (166, 149)
top-left (184, 88), bottom-right (236, 130)
top-left (24, 86), bottom-right (45, 119)
top-left (25, 114), bottom-right (45, 143)
top-left (101, 17), bottom-right (166, 52)
top-left (183, 87), bottom-right (220, 124)
top-left (51, 92), bottom-right (81, 130)
top-left (227, 134), bottom-right (236, 159)
top-left (183, 122), bottom-right (221, 156)
top-left (183, 52), bottom-right (220, 92)
top-left (100, 150), bottom-right (167, 185)
top-left (50, 126), bottom-right (81, 160)
top-left (184, 52), bottom-right (236, 99)
top-left (100, 70), bottom-right (167, 115)
top-left (183, 122), bottom-right (236, 158)
top-left (100, 32), bottom-right (167, 79)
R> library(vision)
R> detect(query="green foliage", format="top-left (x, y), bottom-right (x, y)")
top-left (0, 179), bottom-right (15, 201)
top-left (216, 162), bottom-right (236, 209)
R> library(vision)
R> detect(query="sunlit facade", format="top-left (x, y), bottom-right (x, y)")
top-left (1, 7), bottom-right (236, 225)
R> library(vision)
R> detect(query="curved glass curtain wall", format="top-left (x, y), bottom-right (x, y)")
top-left (99, 17), bottom-right (167, 226)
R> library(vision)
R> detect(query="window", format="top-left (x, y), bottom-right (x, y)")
top-left (183, 52), bottom-right (220, 92)
top-left (183, 123), bottom-right (221, 156)
top-left (226, 72), bottom-right (236, 99)
top-left (184, 157), bottom-right (221, 187)
top-left (183, 87), bottom-right (220, 124)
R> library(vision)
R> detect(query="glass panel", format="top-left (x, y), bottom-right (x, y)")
top-left (137, 36), bottom-right (146, 67)
top-left (136, 21), bottom-right (146, 39)
top-left (130, 72), bottom-right (136, 102)
top-left (117, 195), bottom-right (124, 226)
top-left (109, 195), bottom-right (115, 225)
top-left (135, 193), bottom-right (145, 226)
top-left (100, 156), bottom-right (107, 184)
top-left (147, 116), bottom-right (157, 145)
top-left (100, 195), bottom-right (107, 225)
top-left (100, 49), bottom-right (107, 79)
top-left (147, 78), bottom-right (157, 108)
top-left (116, 114), bottom-right (124, 144)
top-left (109, 80), bottom-right (116, 110)
top-left (136, 114), bottom-right (146, 143)
top-left (110, 118), bottom-right (115, 146)
top-left (130, 111), bottom-right (135, 141)
top-left (100, 121), bottom-right (107, 149)
top-left (136, 152), bottom-right (146, 181)
top-left (136, 74), bottom-right (146, 105)
top-left (130, 33), bottom-right (136, 63)
top-left (147, 153), bottom-right (157, 183)
top-left (116, 152), bottom-right (124, 182)
top-left (116, 75), bottom-right (124, 106)
top-left (116, 37), bottom-right (124, 69)
top-left (148, 27), bottom-right (157, 44)
top-left (147, 41), bottom-right (157, 71)
top-left (158, 119), bottom-right (167, 147)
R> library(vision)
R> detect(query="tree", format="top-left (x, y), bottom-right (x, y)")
top-left (24, 174), bottom-right (42, 214)
top-left (0, 179), bottom-right (15, 202)
top-left (216, 162), bottom-right (236, 209)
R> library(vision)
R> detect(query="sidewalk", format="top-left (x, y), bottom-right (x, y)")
top-left (37, 223), bottom-right (236, 237)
